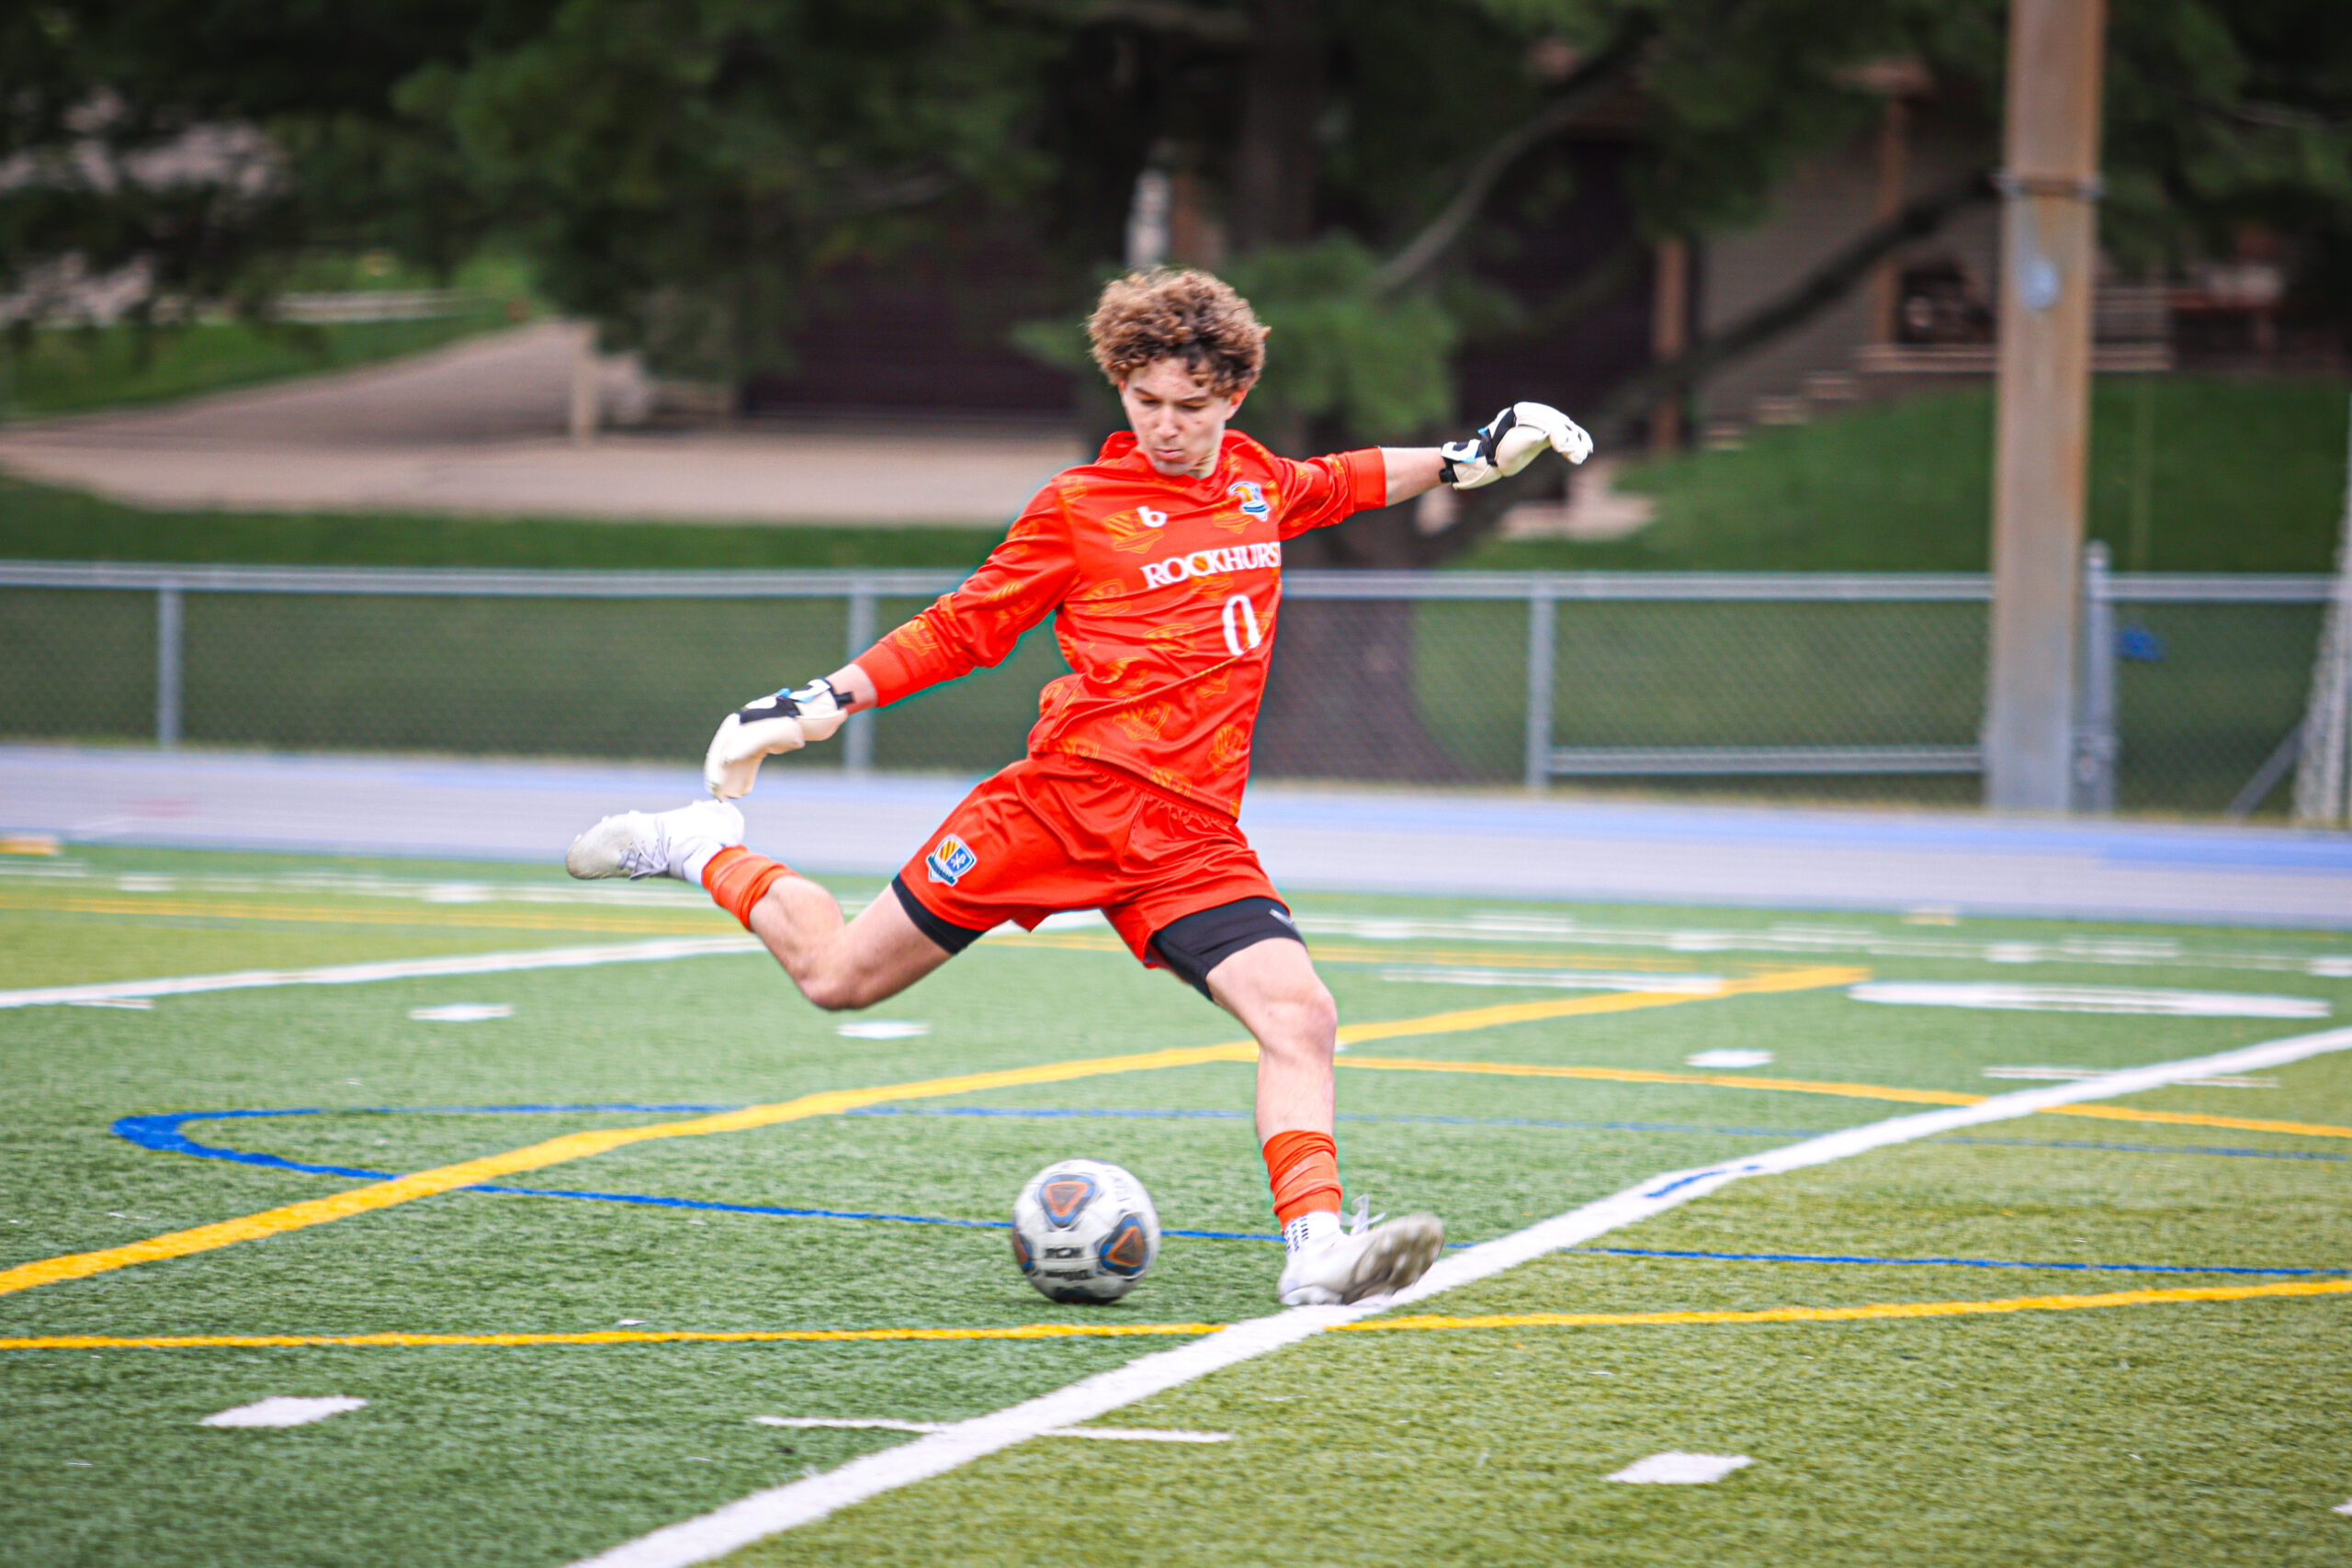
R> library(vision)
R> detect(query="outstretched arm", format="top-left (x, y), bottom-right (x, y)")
top-left (1382, 401), bottom-right (1595, 505)
top-left (704, 493), bottom-right (1074, 798)
top-left (1378, 446), bottom-right (1449, 505)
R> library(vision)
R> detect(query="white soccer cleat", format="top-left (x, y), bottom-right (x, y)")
top-left (564, 799), bottom-right (742, 882)
top-left (1277, 1212), bottom-right (1444, 1306)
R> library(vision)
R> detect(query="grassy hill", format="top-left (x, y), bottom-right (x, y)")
top-left (0, 475), bottom-right (1001, 571)
top-left (1463, 377), bottom-right (2351, 574)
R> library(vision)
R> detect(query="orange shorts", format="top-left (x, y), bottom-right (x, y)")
top-left (892, 754), bottom-right (1282, 968)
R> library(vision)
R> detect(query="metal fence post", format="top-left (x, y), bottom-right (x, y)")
top-left (1522, 583), bottom-right (1555, 792)
top-left (2070, 541), bottom-right (2116, 811)
top-left (842, 581), bottom-right (876, 774)
top-left (155, 582), bottom-right (183, 749)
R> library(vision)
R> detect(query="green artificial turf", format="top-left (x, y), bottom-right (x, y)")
top-left (1464, 377), bottom-right (2352, 574)
top-left (2, 848), bottom-right (2349, 1565)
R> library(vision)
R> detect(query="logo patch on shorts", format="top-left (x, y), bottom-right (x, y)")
top-left (924, 834), bottom-right (978, 886)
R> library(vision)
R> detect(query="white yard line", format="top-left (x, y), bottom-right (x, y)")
top-left (1849, 981), bottom-right (2328, 1018)
top-left (571, 1022), bottom-right (2352, 1568)
top-left (754, 1417), bottom-right (1229, 1443)
top-left (0, 937), bottom-right (760, 1010)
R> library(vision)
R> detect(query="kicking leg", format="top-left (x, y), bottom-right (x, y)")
top-left (567, 801), bottom-right (953, 1011)
top-left (743, 874), bottom-right (952, 1011)
top-left (1202, 933), bottom-right (1443, 1306)
top-left (1204, 936), bottom-right (1336, 1145)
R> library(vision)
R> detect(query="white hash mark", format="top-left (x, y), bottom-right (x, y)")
top-left (202, 1396), bottom-right (368, 1428)
top-left (1606, 1451), bottom-right (1753, 1484)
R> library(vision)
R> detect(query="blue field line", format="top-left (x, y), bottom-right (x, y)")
top-left (1572, 1246), bottom-right (2347, 1278)
top-left (1936, 1134), bottom-right (2347, 1162)
top-left (107, 1106), bottom-right (1282, 1242)
top-left (109, 1104), bottom-right (2350, 1271)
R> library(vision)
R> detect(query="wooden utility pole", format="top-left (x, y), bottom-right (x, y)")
top-left (1650, 238), bottom-right (1690, 453)
top-left (1983, 0), bottom-right (2106, 810)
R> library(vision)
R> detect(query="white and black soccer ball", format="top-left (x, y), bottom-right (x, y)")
top-left (1010, 1159), bottom-right (1160, 1303)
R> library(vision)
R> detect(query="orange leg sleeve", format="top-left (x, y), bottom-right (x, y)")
top-left (1262, 1129), bottom-right (1341, 1225)
top-left (701, 845), bottom-right (794, 930)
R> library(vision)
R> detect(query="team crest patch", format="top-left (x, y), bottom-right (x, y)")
top-left (1097, 1214), bottom-right (1152, 1277)
top-left (1228, 480), bottom-right (1271, 518)
top-left (1036, 1171), bottom-right (1099, 1229)
top-left (924, 834), bottom-right (978, 886)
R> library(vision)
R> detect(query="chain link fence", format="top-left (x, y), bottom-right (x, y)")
top-left (0, 560), bottom-right (2328, 818)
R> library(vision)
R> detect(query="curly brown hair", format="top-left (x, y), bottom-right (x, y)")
top-left (1086, 268), bottom-right (1268, 394)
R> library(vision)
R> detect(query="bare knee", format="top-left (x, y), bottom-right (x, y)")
top-left (797, 964), bottom-right (887, 1013)
top-left (1253, 977), bottom-right (1338, 1065)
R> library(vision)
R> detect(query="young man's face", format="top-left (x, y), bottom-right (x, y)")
top-left (1118, 357), bottom-right (1248, 479)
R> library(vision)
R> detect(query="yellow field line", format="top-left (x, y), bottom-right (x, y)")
top-left (1339, 1055), bottom-right (1977, 1106)
top-left (4, 972), bottom-right (1838, 1302)
top-left (0, 1323), bottom-right (1219, 1350)
top-left (999, 929), bottom-right (1713, 974)
top-left (1348, 1275), bottom-right (2352, 1331)
top-left (0, 1041), bottom-right (1251, 1301)
top-left (1332, 966), bottom-right (1868, 1048)
top-left (11, 1275), bottom-right (2346, 1353)
top-left (1336, 1055), bottom-right (2352, 1140)
top-left (2037, 1102), bottom-right (2352, 1138)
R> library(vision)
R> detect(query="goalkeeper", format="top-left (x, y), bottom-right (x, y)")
top-left (567, 268), bottom-right (1589, 1306)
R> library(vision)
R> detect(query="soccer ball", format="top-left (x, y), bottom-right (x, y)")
top-left (1011, 1159), bottom-right (1160, 1303)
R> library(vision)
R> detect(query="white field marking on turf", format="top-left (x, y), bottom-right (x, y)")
top-left (200, 1396), bottom-right (367, 1428)
top-left (1849, 981), bottom-right (2329, 1019)
top-left (1374, 967), bottom-right (1725, 994)
top-left (1686, 1048), bottom-right (1773, 1068)
top-left (2335, 1499), bottom-right (2352, 1517)
top-left (1607, 1451), bottom-right (1753, 1484)
top-left (0, 936), bottom-right (760, 1010)
top-left (409, 1003), bottom-right (514, 1023)
top-left (754, 1418), bottom-right (1230, 1443)
top-left (835, 1021), bottom-right (930, 1041)
top-left (1292, 911), bottom-right (2352, 981)
top-left (566, 1021), bottom-right (2352, 1568)
top-left (1982, 1065), bottom-right (2277, 1089)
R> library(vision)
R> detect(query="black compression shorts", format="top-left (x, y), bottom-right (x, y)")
top-left (1148, 897), bottom-right (1305, 998)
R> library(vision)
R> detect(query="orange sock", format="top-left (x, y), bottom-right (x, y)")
top-left (701, 845), bottom-right (794, 930)
top-left (1262, 1129), bottom-right (1341, 1225)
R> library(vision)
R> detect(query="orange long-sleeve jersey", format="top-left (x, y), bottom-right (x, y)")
top-left (854, 430), bottom-right (1388, 817)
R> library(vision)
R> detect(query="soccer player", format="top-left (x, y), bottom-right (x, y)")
top-left (567, 268), bottom-right (1589, 1304)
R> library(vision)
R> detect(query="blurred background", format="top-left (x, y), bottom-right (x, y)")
top-left (3, 0), bottom-right (2349, 824)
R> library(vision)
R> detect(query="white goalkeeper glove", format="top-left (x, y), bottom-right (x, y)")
top-left (703, 679), bottom-right (852, 800)
top-left (1438, 401), bottom-right (1593, 489)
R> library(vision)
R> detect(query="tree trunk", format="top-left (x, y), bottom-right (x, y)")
top-left (1256, 597), bottom-right (1475, 783)
top-left (1228, 0), bottom-right (1322, 252)
top-left (1226, 1), bottom-right (1465, 782)
top-left (1257, 499), bottom-right (1474, 782)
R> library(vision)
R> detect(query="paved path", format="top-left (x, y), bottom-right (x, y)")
top-left (0, 323), bottom-right (1080, 525)
top-left (5, 745), bottom-right (2349, 930)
